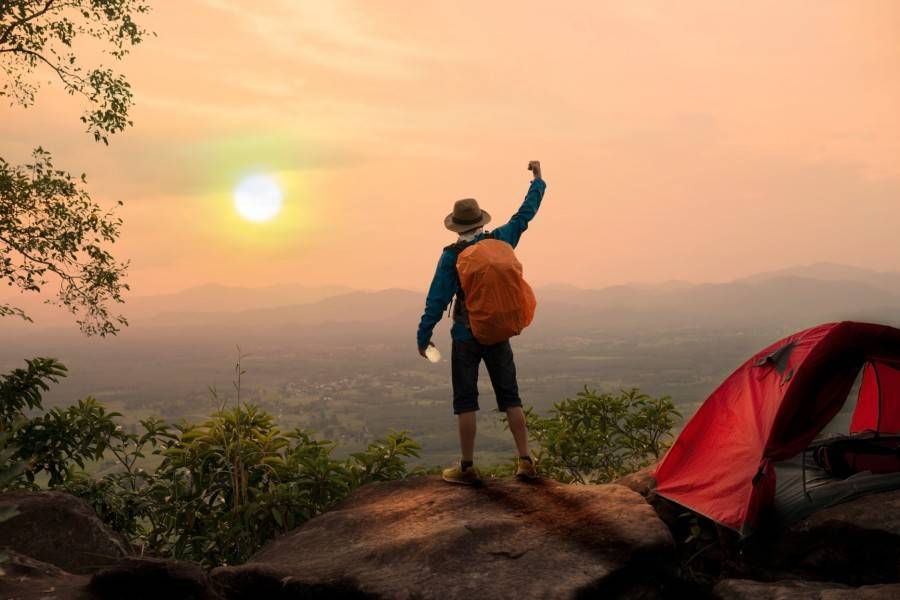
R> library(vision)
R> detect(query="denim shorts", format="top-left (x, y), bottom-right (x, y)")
top-left (451, 338), bottom-right (522, 414)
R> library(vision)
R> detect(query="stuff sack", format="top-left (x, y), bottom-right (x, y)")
top-left (452, 235), bottom-right (536, 345)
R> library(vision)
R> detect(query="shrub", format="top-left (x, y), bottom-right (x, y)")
top-left (64, 404), bottom-right (420, 567)
top-left (522, 387), bottom-right (680, 484)
top-left (0, 357), bottom-right (420, 567)
top-left (0, 429), bottom-right (27, 568)
top-left (0, 357), bottom-right (126, 487)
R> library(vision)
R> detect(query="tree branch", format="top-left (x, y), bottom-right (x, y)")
top-left (5, 45), bottom-right (86, 92)
top-left (0, 0), bottom-right (57, 48)
top-left (0, 232), bottom-right (87, 295)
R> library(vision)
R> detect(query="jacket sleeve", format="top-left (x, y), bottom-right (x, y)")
top-left (416, 250), bottom-right (458, 348)
top-left (490, 178), bottom-right (547, 248)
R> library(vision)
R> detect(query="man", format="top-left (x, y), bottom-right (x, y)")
top-left (417, 161), bottom-right (546, 485)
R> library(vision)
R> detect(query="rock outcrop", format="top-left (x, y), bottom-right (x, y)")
top-left (714, 579), bottom-right (900, 599)
top-left (0, 491), bottom-right (131, 574)
top-left (613, 465), bottom-right (656, 497)
top-left (213, 476), bottom-right (676, 600)
top-left (0, 553), bottom-right (224, 600)
top-left (0, 550), bottom-right (90, 600)
top-left (743, 489), bottom-right (900, 585)
top-left (5, 480), bottom-right (900, 598)
top-left (88, 557), bottom-right (222, 600)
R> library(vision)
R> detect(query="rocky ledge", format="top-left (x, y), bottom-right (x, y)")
top-left (213, 476), bottom-right (676, 599)
top-left (4, 478), bottom-right (900, 599)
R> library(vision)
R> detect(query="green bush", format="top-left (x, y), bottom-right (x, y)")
top-left (63, 404), bottom-right (420, 567)
top-left (522, 387), bottom-right (680, 484)
top-left (0, 429), bottom-right (25, 526)
top-left (1, 355), bottom-right (680, 567)
top-left (0, 357), bottom-right (420, 567)
top-left (1, 358), bottom-right (125, 487)
top-left (0, 429), bottom-right (26, 567)
top-left (0, 429), bottom-right (26, 493)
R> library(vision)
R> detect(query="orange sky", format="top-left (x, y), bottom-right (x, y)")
top-left (2, 1), bottom-right (898, 295)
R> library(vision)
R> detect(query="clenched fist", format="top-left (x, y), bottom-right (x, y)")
top-left (528, 160), bottom-right (542, 180)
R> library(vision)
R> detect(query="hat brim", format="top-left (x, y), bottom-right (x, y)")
top-left (444, 209), bottom-right (491, 233)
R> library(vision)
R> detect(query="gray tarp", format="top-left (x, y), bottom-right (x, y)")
top-left (770, 433), bottom-right (900, 529)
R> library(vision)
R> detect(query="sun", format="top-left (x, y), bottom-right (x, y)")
top-left (233, 174), bottom-right (283, 223)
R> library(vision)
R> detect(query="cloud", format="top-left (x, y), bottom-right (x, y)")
top-left (105, 131), bottom-right (362, 200)
top-left (199, 0), bottom-right (441, 80)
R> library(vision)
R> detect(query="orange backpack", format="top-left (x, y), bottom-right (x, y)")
top-left (448, 233), bottom-right (536, 345)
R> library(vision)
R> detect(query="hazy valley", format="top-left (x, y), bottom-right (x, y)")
top-left (2, 262), bottom-right (898, 465)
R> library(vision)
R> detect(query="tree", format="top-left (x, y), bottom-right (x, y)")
top-left (1, 1), bottom-right (152, 143)
top-left (0, 151), bottom-right (130, 335)
top-left (0, 1), bottom-right (152, 335)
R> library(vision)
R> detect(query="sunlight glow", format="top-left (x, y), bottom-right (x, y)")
top-left (233, 175), bottom-right (283, 222)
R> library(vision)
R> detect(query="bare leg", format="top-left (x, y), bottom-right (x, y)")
top-left (505, 406), bottom-right (530, 457)
top-left (458, 411), bottom-right (477, 462)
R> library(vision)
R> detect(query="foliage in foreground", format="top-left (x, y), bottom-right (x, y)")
top-left (0, 427), bottom-right (26, 566)
top-left (69, 412), bottom-right (419, 567)
top-left (0, 357), bottom-right (420, 567)
top-left (520, 386), bottom-right (680, 484)
top-left (0, 358), bottom-right (123, 486)
top-left (0, 357), bottom-right (681, 566)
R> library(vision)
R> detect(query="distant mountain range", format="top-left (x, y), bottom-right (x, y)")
top-left (0, 283), bottom-right (353, 329)
top-left (532, 276), bottom-right (899, 336)
top-left (530, 262), bottom-right (899, 332)
top-left (2, 263), bottom-right (898, 338)
top-left (128, 283), bottom-right (354, 316)
top-left (737, 262), bottom-right (900, 295)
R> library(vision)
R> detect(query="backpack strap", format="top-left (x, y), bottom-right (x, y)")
top-left (444, 240), bottom-right (468, 256)
top-left (442, 242), bottom-right (466, 319)
top-left (444, 231), bottom-right (493, 255)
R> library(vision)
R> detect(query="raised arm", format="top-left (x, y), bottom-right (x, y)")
top-left (490, 161), bottom-right (546, 248)
top-left (416, 250), bottom-right (458, 353)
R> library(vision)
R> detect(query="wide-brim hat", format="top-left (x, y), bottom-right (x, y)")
top-left (444, 198), bottom-right (492, 233)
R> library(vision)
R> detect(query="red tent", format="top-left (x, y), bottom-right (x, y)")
top-left (851, 361), bottom-right (900, 435)
top-left (653, 321), bottom-right (900, 534)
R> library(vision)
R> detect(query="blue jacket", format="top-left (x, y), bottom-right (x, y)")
top-left (416, 178), bottom-right (547, 349)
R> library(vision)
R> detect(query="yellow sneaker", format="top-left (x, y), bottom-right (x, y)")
top-left (442, 461), bottom-right (482, 485)
top-left (515, 457), bottom-right (538, 480)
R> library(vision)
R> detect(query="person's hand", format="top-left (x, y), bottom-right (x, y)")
top-left (528, 160), bottom-right (542, 180)
top-left (419, 341), bottom-right (435, 358)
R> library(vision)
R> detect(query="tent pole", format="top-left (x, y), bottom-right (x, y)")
top-left (802, 449), bottom-right (811, 500)
top-left (874, 363), bottom-right (883, 439)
